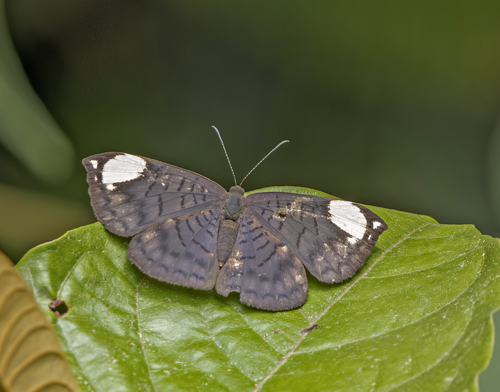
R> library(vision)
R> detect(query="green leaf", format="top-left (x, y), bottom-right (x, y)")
top-left (15, 187), bottom-right (500, 391)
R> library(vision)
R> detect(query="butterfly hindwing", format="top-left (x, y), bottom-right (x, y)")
top-left (82, 153), bottom-right (226, 236)
top-left (216, 214), bottom-right (308, 311)
top-left (128, 207), bottom-right (221, 290)
top-left (245, 192), bottom-right (388, 283)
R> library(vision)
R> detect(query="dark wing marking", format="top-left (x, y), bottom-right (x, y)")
top-left (246, 192), bottom-right (388, 283)
top-left (128, 207), bottom-right (221, 290)
top-left (216, 214), bottom-right (308, 311)
top-left (82, 152), bottom-right (226, 236)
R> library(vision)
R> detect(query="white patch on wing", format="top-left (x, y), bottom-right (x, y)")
top-left (102, 154), bottom-right (146, 184)
top-left (373, 221), bottom-right (382, 229)
top-left (328, 200), bottom-right (367, 239)
top-left (347, 236), bottom-right (357, 244)
top-left (90, 160), bottom-right (98, 169)
top-left (106, 184), bottom-right (116, 190)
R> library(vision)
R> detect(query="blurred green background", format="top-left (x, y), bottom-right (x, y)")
top-left (1, 1), bottom-right (500, 389)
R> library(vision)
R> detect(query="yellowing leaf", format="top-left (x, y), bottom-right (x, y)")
top-left (0, 250), bottom-right (80, 392)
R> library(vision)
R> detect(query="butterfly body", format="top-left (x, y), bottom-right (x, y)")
top-left (83, 152), bottom-right (387, 311)
top-left (217, 185), bottom-right (246, 266)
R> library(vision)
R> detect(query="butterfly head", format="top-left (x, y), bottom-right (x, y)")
top-left (229, 185), bottom-right (244, 195)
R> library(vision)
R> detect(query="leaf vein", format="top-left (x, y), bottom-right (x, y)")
top-left (101, 247), bottom-right (137, 285)
top-left (25, 267), bottom-right (36, 294)
top-left (222, 297), bottom-right (286, 356)
top-left (363, 246), bottom-right (482, 279)
top-left (296, 270), bottom-right (480, 354)
top-left (197, 301), bottom-right (257, 382)
top-left (57, 252), bottom-right (87, 298)
top-left (384, 308), bottom-right (473, 391)
top-left (383, 248), bottom-right (487, 391)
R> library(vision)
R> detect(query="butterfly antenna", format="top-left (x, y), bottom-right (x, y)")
top-left (239, 140), bottom-right (289, 186)
top-left (212, 126), bottom-right (238, 186)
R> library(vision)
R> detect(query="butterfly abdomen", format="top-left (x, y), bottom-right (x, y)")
top-left (217, 185), bottom-right (247, 267)
top-left (217, 219), bottom-right (241, 267)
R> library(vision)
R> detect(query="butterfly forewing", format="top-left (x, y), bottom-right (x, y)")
top-left (216, 215), bottom-right (308, 311)
top-left (245, 192), bottom-right (388, 283)
top-left (83, 153), bottom-right (225, 236)
top-left (128, 207), bottom-right (221, 290)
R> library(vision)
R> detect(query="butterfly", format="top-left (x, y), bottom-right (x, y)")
top-left (82, 130), bottom-right (387, 311)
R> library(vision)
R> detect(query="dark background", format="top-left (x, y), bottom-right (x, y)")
top-left (1, 1), bottom-right (500, 389)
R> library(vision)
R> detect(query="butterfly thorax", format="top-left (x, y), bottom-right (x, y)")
top-left (224, 186), bottom-right (245, 218)
top-left (217, 186), bottom-right (246, 267)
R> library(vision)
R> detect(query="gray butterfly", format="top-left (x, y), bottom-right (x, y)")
top-left (83, 137), bottom-right (387, 311)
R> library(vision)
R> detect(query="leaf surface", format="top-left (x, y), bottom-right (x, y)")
top-left (15, 188), bottom-right (500, 392)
